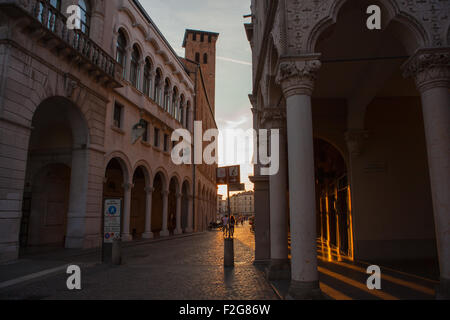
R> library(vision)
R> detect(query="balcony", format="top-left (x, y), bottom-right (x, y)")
top-left (0, 0), bottom-right (123, 88)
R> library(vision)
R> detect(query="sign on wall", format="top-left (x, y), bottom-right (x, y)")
top-left (104, 199), bottom-right (122, 243)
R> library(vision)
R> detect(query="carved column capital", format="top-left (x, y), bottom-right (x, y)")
top-left (403, 48), bottom-right (450, 93)
top-left (345, 130), bottom-right (369, 157)
top-left (276, 55), bottom-right (322, 97)
top-left (122, 183), bottom-right (134, 191)
top-left (145, 187), bottom-right (154, 194)
top-left (261, 107), bottom-right (287, 130)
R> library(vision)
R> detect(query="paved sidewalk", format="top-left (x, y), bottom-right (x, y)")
top-left (0, 225), bottom-right (278, 300)
top-left (269, 239), bottom-right (439, 300)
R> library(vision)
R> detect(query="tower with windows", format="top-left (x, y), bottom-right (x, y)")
top-left (182, 29), bottom-right (219, 113)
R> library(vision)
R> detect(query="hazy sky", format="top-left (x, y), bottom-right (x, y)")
top-left (140, 0), bottom-right (254, 197)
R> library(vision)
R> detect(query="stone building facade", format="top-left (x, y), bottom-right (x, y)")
top-left (246, 0), bottom-right (449, 299)
top-left (230, 191), bottom-right (254, 217)
top-left (0, 0), bottom-right (218, 262)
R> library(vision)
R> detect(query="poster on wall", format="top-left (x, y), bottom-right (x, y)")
top-left (104, 199), bottom-right (122, 243)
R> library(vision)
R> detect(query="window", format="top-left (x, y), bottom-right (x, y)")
top-left (154, 69), bottom-right (162, 105)
top-left (78, 0), bottom-right (90, 35)
top-left (203, 53), bottom-right (208, 64)
top-left (142, 120), bottom-right (149, 142)
top-left (179, 95), bottom-right (185, 125)
top-left (186, 101), bottom-right (191, 129)
top-left (113, 102), bottom-right (123, 128)
top-left (201, 34), bottom-right (204, 42)
top-left (143, 58), bottom-right (152, 98)
top-left (163, 79), bottom-right (170, 112)
top-left (172, 88), bottom-right (178, 119)
top-left (193, 33), bottom-right (197, 41)
top-left (164, 134), bottom-right (169, 152)
top-left (38, 0), bottom-right (61, 30)
top-left (116, 30), bottom-right (127, 78)
top-left (195, 52), bottom-right (200, 63)
top-left (130, 45), bottom-right (140, 89)
top-left (154, 128), bottom-right (160, 147)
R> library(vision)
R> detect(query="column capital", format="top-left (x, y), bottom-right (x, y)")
top-left (261, 107), bottom-right (286, 129)
top-left (176, 193), bottom-right (183, 199)
top-left (145, 187), bottom-right (154, 194)
top-left (122, 183), bottom-right (134, 191)
top-left (162, 190), bottom-right (169, 197)
top-left (276, 55), bottom-right (322, 98)
top-left (402, 48), bottom-right (450, 93)
top-left (345, 130), bottom-right (369, 157)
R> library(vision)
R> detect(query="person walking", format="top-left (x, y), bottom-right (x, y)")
top-left (229, 215), bottom-right (236, 238)
top-left (222, 215), bottom-right (229, 237)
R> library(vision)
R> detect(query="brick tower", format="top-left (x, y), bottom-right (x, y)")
top-left (183, 29), bottom-right (219, 112)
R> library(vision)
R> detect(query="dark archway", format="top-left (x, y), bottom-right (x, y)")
top-left (181, 181), bottom-right (190, 232)
top-left (152, 172), bottom-right (165, 235)
top-left (130, 167), bottom-right (147, 239)
top-left (20, 96), bottom-right (89, 253)
top-left (168, 177), bottom-right (179, 235)
top-left (314, 139), bottom-right (352, 259)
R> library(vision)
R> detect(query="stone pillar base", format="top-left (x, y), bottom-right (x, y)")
top-left (121, 233), bottom-right (133, 242)
top-left (185, 228), bottom-right (193, 233)
top-left (142, 232), bottom-right (154, 239)
top-left (286, 280), bottom-right (323, 300)
top-left (253, 259), bottom-right (270, 267)
top-left (174, 229), bottom-right (182, 235)
top-left (436, 278), bottom-right (450, 300)
top-left (266, 259), bottom-right (291, 281)
top-left (160, 230), bottom-right (170, 237)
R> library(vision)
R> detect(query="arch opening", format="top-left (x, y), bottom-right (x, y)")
top-left (20, 97), bottom-right (89, 253)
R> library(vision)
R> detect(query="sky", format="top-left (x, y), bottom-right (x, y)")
top-left (139, 0), bottom-right (254, 197)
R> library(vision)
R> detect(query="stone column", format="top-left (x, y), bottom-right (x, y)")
top-left (276, 56), bottom-right (322, 300)
top-left (175, 192), bottom-right (183, 235)
top-left (187, 195), bottom-right (194, 233)
top-left (264, 108), bottom-right (290, 280)
top-left (121, 182), bottom-right (133, 242)
top-left (142, 187), bottom-right (154, 239)
top-left (403, 49), bottom-right (450, 299)
top-left (249, 175), bottom-right (271, 264)
top-left (160, 190), bottom-right (170, 236)
top-left (65, 148), bottom-right (89, 248)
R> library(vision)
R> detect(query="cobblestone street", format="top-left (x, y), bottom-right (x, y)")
top-left (0, 223), bottom-right (278, 300)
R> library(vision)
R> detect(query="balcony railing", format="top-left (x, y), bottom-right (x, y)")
top-left (0, 0), bottom-right (123, 88)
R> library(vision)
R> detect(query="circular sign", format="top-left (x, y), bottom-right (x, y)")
top-left (108, 206), bottom-right (117, 215)
top-left (105, 233), bottom-right (111, 239)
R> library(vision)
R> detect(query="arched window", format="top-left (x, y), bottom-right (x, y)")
top-left (195, 52), bottom-right (200, 63)
top-left (186, 101), bottom-right (191, 130)
top-left (163, 79), bottom-right (170, 112)
top-left (78, 0), bottom-right (91, 35)
top-left (116, 29), bottom-right (127, 78)
top-left (143, 58), bottom-right (153, 98)
top-left (39, 0), bottom-right (61, 30)
top-left (172, 87), bottom-right (178, 119)
top-left (130, 45), bottom-right (140, 89)
top-left (203, 53), bottom-right (208, 64)
top-left (154, 69), bottom-right (162, 105)
top-left (179, 95), bottom-right (185, 125)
